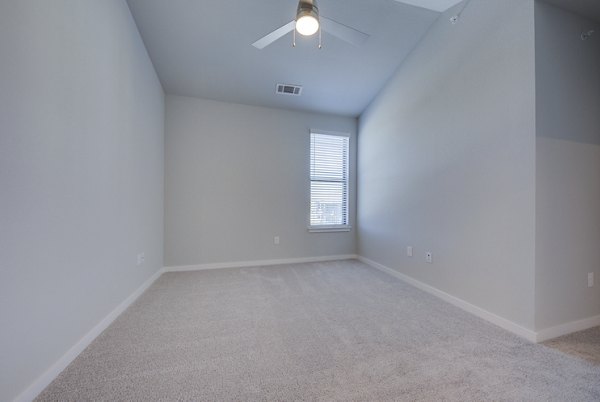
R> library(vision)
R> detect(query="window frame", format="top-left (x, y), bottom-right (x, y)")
top-left (308, 130), bottom-right (351, 233)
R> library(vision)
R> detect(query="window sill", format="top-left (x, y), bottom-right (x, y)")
top-left (308, 226), bottom-right (352, 233)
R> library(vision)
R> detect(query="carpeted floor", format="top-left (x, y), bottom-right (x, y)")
top-left (37, 260), bottom-right (600, 401)
top-left (543, 326), bottom-right (600, 365)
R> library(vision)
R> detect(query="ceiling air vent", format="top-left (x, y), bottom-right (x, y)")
top-left (276, 83), bottom-right (302, 96)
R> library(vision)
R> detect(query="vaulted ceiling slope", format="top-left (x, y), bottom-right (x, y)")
top-left (126, 0), bottom-right (445, 117)
top-left (127, 0), bottom-right (600, 117)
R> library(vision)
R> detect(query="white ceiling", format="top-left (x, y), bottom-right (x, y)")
top-left (126, 0), bottom-right (446, 117)
top-left (126, 0), bottom-right (600, 117)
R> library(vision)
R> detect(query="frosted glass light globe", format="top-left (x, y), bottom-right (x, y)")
top-left (296, 15), bottom-right (319, 36)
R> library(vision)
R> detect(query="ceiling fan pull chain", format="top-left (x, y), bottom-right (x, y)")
top-left (318, 24), bottom-right (322, 49)
top-left (293, 26), bottom-right (297, 47)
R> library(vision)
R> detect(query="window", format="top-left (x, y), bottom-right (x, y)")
top-left (309, 131), bottom-right (350, 231)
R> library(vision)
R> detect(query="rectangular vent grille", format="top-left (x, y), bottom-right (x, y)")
top-left (276, 83), bottom-right (302, 96)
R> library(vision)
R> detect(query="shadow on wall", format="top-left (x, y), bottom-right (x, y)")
top-left (535, 1), bottom-right (600, 145)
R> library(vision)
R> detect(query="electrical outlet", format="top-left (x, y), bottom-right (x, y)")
top-left (136, 252), bottom-right (145, 266)
top-left (407, 246), bottom-right (413, 257)
top-left (589, 272), bottom-right (594, 288)
top-left (274, 236), bottom-right (280, 245)
top-left (426, 252), bottom-right (433, 264)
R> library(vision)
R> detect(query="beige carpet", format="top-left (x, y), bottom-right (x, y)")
top-left (37, 260), bottom-right (600, 401)
top-left (543, 326), bottom-right (600, 365)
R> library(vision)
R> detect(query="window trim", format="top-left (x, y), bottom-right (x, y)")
top-left (307, 225), bottom-right (352, 233)
top-left (308, 130), bottom-right (351, 233)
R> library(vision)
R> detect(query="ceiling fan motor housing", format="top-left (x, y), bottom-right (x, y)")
top-left (296, 0), bottom-right (319, 22)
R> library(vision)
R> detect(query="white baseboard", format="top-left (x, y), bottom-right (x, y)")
top-left (164, 254), bottom-right (359, 272)
top-left (357, 256), bottom-right (538, 343)
top-left (536, 315), bottom-right (600, 343)
top-left (14, 268), bottom-right (165, 402)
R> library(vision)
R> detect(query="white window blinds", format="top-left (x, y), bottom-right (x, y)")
top-left (310, 132), bottom-right (349, 228)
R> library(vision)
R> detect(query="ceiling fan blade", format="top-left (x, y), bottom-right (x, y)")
top-left (320, 16), bottom-right (369, 46)
top-left (252, 21), bottom-right (295, 49)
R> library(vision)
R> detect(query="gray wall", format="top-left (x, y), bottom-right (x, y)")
top-left (165, 96), bottom-right (357, 267)
top-left (0, 1), bottom-right (165, 400)
top-left (358, 0), bottom-right (537, 329)
top-left (535, 2), bottom-right (600, 330)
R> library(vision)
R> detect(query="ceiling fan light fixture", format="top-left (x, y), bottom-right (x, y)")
top-left (295, 1), bottom-right (319, 36)
top-left (296, 14), bottom-right (319, 36)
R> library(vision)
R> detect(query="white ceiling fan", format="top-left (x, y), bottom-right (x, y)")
top-left (252, 0), bottom-right (369, 49)
top-left (251, 0), bottom-right (465, 50)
